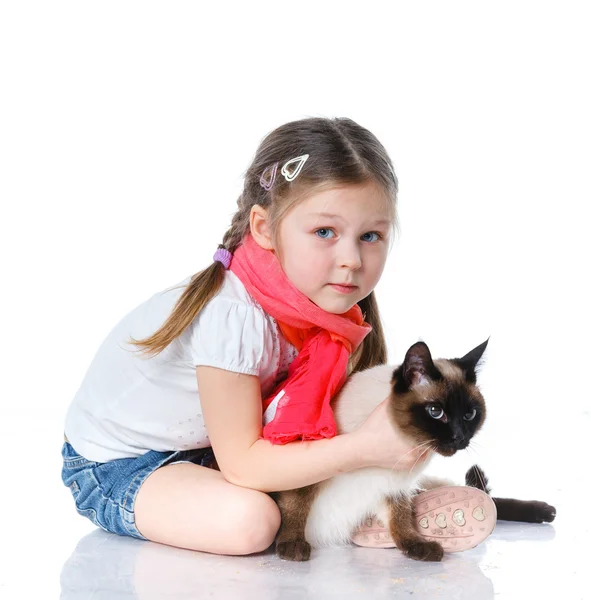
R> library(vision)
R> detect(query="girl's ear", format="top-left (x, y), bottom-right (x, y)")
top-left (250, 204), bottom-right (275, 250)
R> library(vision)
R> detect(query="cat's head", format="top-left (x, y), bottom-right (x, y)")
top-left (389, 338), bottom-right (489, 457)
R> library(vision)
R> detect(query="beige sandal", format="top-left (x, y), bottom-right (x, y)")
top-left (351, 486), bottom-right (497, 553)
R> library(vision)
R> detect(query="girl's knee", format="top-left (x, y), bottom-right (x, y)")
top-left (133, 463), bottom-right (282, 555)
top-left (233, 492), bottom-right (282, 555)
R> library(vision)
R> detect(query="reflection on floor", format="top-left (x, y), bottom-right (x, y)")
top-left (57, 520), bottom-right (566, 600)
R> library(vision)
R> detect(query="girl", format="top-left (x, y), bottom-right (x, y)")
top-left (61, 116), bottom-right (492, 556)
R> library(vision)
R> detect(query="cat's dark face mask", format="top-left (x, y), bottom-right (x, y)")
top-left (390, 339), bottom-right (489, 458)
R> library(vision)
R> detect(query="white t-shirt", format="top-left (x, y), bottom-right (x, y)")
top-left (64, 270), bottom-right (299, 462)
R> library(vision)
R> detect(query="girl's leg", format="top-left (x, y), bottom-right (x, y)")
top-left (134, 462), bottom-right (281, 555)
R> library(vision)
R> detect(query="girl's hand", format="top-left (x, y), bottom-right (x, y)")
top-left (351, 396), bottom-right (434, 471)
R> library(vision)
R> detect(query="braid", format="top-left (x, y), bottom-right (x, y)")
top-left (219, 194), bottom-right (254, 254)
top-left (220, 171), bottom-right (273, 255)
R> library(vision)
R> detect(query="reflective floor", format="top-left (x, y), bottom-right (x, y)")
top-left (4, 412), bottom-right (586, 600)
top-left (54, 520), bottom-right (568, 600)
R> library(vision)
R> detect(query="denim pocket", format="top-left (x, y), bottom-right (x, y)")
top-left (68, 479), bottom-right (101, 527)
top-left (61, 443), bottom-right (106, 530)
top-left (63, 454), bottom-right (95, 468)
top-left (61, 442), bottom-right (99, 470)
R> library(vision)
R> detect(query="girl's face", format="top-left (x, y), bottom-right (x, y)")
top-left (253, 181), bottom-right (394, 314)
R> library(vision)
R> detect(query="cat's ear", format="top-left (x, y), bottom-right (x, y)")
top-left (400, 341), bottom-right (442, 389)
top-left (452, 337), bottom-right (490, 384)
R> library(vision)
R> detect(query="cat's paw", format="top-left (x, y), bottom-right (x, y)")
top-left (403, 540), bottom-right (444, 562)
top-left (528, 501), bottom-right (556, 523)
top-left (276, 539), bottom-right (312, 561)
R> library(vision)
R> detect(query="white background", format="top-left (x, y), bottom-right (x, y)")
top-left (0, 2), bottom-right (589, 597)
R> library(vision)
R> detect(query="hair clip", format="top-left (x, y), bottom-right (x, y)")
top-left (260, 162), bottom-right (278, 190)
top-left (281, 154), bottom-right (309, 182)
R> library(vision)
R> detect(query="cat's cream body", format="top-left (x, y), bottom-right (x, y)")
top-left (305, 465), bottom-right (433, 548)
top-left (304, 364), bottom-right (453, 548)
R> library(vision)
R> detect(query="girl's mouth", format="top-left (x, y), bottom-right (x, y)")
top-left (329, 284), bottom-right (358, 294)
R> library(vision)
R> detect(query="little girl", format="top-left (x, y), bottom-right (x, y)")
top-left (62, 116), bottom-right (494, 556)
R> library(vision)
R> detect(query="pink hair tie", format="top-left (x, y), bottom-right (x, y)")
top-left (213, 247), bottom-right (232, 269)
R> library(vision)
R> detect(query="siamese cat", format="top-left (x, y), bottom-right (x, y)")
top-left (270, 339), bottom-right (556, 562)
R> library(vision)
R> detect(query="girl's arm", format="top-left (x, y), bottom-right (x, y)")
top-left (196, 366), bottom-right (364, 493)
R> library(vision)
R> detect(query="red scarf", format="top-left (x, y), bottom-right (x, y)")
top-left (229, 233), bottom-right (372, 444)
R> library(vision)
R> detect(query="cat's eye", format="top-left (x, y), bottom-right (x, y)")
top-left (426, 405), bottom-right (445, 420)
top-left (463, 408), bottom-right (477, 421)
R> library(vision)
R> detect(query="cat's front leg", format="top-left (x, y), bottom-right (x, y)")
top-left (385, 494), bottom-right (444, 562)
top-left (272, 486), bottom-right (318, 562)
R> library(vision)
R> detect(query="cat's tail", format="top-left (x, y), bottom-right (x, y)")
top-left (465, 464), bottom-right (556, 523)
top-left (465, 464), bottom-right (491, 494)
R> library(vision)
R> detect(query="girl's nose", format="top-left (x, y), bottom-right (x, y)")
top-left (339, 245), bottom-right (362, 270)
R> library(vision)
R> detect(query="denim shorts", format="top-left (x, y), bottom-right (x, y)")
top-left (61, 439), bottom-right (216, 540)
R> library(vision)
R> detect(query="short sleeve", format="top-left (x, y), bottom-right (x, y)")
top-left (189, 297), bottom-right (274, 376)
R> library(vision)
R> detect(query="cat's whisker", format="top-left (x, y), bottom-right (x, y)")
top-left (389, 442), bottom-right (429, 472)
top-left (465, 446), bottom-right (479, 464)
top-left (397, 438), bottom-right (434, 462)
top-left (409, 444), bottom-right (434, 476)
top-left (389, 439), bottom-right (435, 473)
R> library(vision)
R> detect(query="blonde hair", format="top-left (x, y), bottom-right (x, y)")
top-left (128, 117), bottom-right (400, 375)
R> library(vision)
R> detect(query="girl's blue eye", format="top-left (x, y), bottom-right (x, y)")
top-left (314, 228), bottom-right (383, 242)
top-left (315, 228), bottom-right (334, 239)
top-left (361, 232), bottom-right (382, 242)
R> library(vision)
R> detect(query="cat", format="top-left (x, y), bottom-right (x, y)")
top-left (270, 338), bottom-right (556, 562)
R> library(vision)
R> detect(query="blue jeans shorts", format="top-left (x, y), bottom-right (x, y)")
top-left (61, 439), bottom-right (216, 540)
